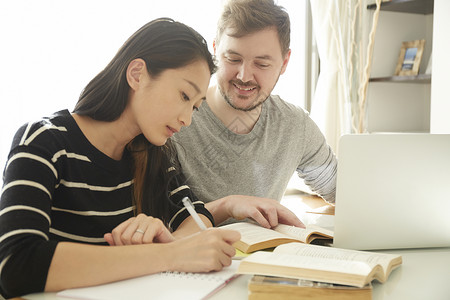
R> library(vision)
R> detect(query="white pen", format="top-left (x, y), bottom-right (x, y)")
top-left (182, 197), bottom-right (207, 231)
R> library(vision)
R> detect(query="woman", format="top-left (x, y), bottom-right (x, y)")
top-left (0, 18), bottom-right (239, 298)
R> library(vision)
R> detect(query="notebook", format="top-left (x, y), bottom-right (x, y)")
top-left (333, 133), bottom-right (450, 250)
top-left (57, 260), bottom-right (240, 300)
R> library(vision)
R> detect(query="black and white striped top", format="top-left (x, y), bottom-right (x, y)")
top-left (0, 110), bottom-right (213, 298)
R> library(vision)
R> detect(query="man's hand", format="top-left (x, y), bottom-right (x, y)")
top-left (206, 195), bottom-right (305, 228)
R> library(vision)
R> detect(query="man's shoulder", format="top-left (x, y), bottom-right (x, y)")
top-left (266, 94), bottom-right (309, 120)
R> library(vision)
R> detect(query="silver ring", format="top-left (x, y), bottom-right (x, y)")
top-left (135, 229), bottom-right (145, 234)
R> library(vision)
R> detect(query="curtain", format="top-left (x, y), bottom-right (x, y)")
top-left (309, 0), bottom-right (381, 154)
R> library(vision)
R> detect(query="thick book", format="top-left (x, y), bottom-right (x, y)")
top-left (221, 222), bottom-right (333, 253)
top-left (237, 242), bottom-right (402, 288)
top-left (248, 275), bottom-right (372, 300)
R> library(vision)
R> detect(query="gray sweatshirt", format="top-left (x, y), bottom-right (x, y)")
top-left (173, 95), bottom-right (337, 204)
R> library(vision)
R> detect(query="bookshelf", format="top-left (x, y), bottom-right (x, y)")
top-left (367, 0), bottom-right (433, 14)
top-left (366, 0), bottom-right (433, 133)
top-left (369, 0), bottom-right (433, 85)
top-left (369, 73), bottom-right (431, 83)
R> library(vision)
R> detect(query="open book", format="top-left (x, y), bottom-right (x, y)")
top-left (221, 222), bottom-right (333, 253)
top-left (237, 242), bottom-right (402, 288)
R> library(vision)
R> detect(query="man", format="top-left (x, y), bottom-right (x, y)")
top-left (173, 0), bottom-right (337, 227)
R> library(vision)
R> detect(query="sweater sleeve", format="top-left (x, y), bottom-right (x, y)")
top-left (0, 126), bottom-right (59, 298)
top-left (297, 115), bottom-right (337, 204)
top-left (166, 168), bottom-right (214, 231)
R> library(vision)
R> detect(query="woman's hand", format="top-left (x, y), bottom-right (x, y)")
top-left (167, 228), bottom-right (241, 272)
top-left (206, 195), bottom-right (305, 228)
top-left (104, 214), bottom-right (174, 246)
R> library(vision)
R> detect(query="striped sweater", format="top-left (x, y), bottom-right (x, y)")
top-left (0, 110), bottom-right (213, 298)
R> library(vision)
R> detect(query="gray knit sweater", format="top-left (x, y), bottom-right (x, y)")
top-left (173, 95), bottom-right (337, 204)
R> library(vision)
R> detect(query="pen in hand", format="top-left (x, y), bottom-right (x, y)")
top-left (182, 197), bottom-right (207, 231)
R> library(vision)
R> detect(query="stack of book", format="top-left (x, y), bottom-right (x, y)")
top-left (223, 223), bottom-right (402, 300)
top-left (248, 275), bottom-right (372, 300)
top-left (223, 222), bottom-right (401, 299)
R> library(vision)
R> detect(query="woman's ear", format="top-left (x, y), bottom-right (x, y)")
top-left (127, 58), bottom-right (147, 91)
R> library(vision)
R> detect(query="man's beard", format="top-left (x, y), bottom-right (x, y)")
top-left (218, 83), bottom-right (268, 112)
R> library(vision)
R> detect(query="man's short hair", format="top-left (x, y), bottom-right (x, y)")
top-left (216, 0), bottom-right (291, 56)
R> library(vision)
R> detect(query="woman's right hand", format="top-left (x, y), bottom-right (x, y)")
top-left (105, 216), bottom-right (241, 273)
top-left (166, 228), bottom-right (241, 273)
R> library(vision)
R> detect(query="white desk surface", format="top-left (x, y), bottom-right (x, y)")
top-left (18, 195), bottom-right (450, 300)
top-left (20, 247), bottom-right (450, 300)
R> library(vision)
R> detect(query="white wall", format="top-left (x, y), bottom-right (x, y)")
top-left (0, 0), bottom-right (217, 177)
top-left (0, 1), bottom-right (307, 182)
top-left (430, 0), bottom-right (450, 133)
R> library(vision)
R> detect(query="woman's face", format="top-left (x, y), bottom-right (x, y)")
top-left (129, 59), bottom-right (210, 146)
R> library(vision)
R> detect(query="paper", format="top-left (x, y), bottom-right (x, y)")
top-left (57, 261), bottom-right (240, 300)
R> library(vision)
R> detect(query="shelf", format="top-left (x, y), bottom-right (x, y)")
top-left (369, 74), bottom-right (431, 83)
top-left (367, 0), bottom-right (434, 15)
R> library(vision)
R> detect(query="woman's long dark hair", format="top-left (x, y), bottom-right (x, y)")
top-left (73, 18), bottom-right (216, 223)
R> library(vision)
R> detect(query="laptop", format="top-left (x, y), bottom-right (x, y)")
top-left (333, 133), bottom-right (450, 250)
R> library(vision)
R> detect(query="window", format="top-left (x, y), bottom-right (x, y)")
top-left (0, 0), bottom-right (309, 183)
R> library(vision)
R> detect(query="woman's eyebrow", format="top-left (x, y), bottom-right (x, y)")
top-left (185, 79), bottom-right (200, 94)
top-left (184, 79), bottom-right (206, 100)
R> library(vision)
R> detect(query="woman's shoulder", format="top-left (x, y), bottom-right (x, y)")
top-left (11, 109), bottom-right (74, 151)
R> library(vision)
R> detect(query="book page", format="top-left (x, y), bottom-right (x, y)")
top-left (241, 251), bottom-right (372, 276)
top-left (222, 222), bottom-right (301, 245)
top-left (274, 224), bottom-right (334, 242)
top-left (274, 243), bottom-right (400, 274)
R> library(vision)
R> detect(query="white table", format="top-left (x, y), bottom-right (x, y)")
top-left (213, 247), bottom-right (450, 300)
top-left (20, 247), bottom-right (450, 300)
top-left (18, 195), bottom-right (450, 300)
